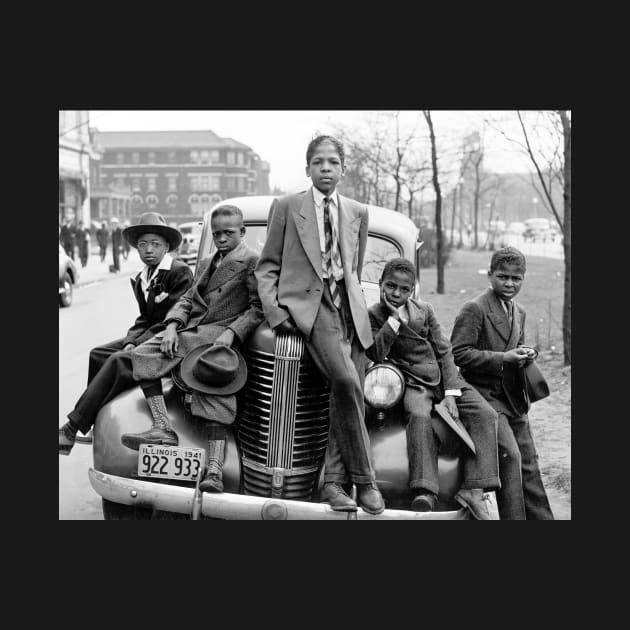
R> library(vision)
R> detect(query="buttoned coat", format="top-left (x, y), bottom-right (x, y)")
top-left (131, 240), bottom-right (263, 381)
top-left (450, 287), bottom-right (528, 416)
top-left (122, 258), bottom-right (194, 347)
top-left (255, 191), bottom-right (373, 349)
top-left (367, 298), bottom-right (466, 391)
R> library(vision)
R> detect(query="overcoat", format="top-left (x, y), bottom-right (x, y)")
top-left (450, 287), bottom-right (528, 416)
top-left (255, 191), bottom-right (373, 349)
top-left (131, 240), bottom-right (263, 381)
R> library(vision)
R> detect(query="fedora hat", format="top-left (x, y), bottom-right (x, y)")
top-left (524, 361), bottom-right (550, 403)
top-left (180, 344), bottom-right (247, 395)
top-left (123, 212), bottom-right (182, 251)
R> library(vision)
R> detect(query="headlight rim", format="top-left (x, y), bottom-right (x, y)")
top-left (364, 362), bottom-right (406, 410)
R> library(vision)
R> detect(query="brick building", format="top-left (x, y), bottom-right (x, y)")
top-left (90, 129), bottom-right (271, 224)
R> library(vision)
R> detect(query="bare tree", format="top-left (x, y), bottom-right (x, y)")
top-left (423, 110), bottom-right (445, 294)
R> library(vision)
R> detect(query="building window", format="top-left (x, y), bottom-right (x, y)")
top-left (166, 194), bottom-right (178, 208)
top-left (210, 175), bottom-right (220, 190)
top-left (132, 152), bottom-right (140, 164)
top-left (168, 151), bottom-right (176, 163)
top-left (210, 150), bottom-right (220, 163)
top-left (131, 194), bottom-right (143, 208)
top-left (226, 151), bottom-right (235, 165)
top-left (132, 178), bottom-right (141, 192)
top-left (199, 194), bottom-right (212, 214)
top-left (211, 194), bottom-right (222, 204)
top-left (147, 177), bottom-right (156, 192)
top-left (200, 150), bottom-right (209, 163)
top-left (238, 177), bottom-right (246, 192)
top-left (188, 194), bottom-right (200, 214)
top-left (190, 151), bottom-right (199, 164)
top-left (145, 194), bottom-right (159, 209)
top-left (237, 152), bottom-right (245, 166)
top-left (168, 176), bottom-right (177, 192)
top-left (116, 153), bottom-right (124, 164)
top-left (148, 152), bottom-right (156, 164)
top-left (225, 176), bottom-right (236, 192)
top-left (116, 177), bottom-right (126, 189)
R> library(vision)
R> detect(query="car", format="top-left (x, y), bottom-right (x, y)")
top-left (88, 195), bottom-right (473, 520)
top-left (59, 244), bottom-right (79, 307)
top-left (506, 221), bottom-right (526, 236)
top-left (523, 218), bottom-right (552, 242)
top-left (175, 221), bottom-right (204, 265)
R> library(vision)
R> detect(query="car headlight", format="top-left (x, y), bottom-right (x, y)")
top-left (364, 363), bottom-right (405, 409)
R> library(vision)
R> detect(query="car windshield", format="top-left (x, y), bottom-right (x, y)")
top-left (197, 223), bottom-right (402, 284)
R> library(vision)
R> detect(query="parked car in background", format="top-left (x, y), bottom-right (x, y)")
top-left (176, 221), bottom-right (203, 265)
top-left (523, 218), bottom-right (552, 242)
top-left (89, 196), bottom-right (472, 520)
top-left (506, 221), bottom-right (526, 236)
top-left (59, 244), bottom-right (79, 307)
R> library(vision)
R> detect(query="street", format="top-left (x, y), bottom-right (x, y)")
top-left (59, 259), bottom-right (140, 519)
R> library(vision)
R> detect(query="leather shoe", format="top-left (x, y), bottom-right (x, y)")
top-left (357, 482), bottom-right (385, 515)
top-left (59, 426), bottom-right (75, 456)
top-left (454, 488), bottom-right (499, 520)
top-left (320, 482), bottom-right (357, 511)
top-left (121, 427), bottom-right (179, 451)
top-left (199, 472), bottom-right (223, 493)
top-left (411, 491), bottom-right (438, 512)
top-left (75, 428), bottom-right (94, 444)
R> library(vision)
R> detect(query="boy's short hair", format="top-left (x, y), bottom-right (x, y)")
top-left (381, 257), bottom-right (416, 283)
top-left (489, 247), bottom-right (527, 273)
top-left (306, 135), bottom-right (346, 167)
top-left (211, 204), bottom-right (243, 223)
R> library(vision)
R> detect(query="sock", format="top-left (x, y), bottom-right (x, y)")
top-left (140, 379), bottom-right (163, 398)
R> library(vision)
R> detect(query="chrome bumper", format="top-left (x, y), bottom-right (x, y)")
top-left (88, 468), bottom-right (469, 520)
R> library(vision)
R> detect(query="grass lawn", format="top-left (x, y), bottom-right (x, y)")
top-left (418, 249), bottom-right (571, 519)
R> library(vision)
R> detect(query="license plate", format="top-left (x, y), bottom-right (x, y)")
top-left (137, 445), bottom-right (206, 482)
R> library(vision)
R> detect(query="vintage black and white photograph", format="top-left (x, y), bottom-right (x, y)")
top-left (58, 109), bottom-right (571, 520)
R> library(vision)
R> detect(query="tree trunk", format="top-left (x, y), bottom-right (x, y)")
top-left (560, 111), bottom-right (571, 365)
top-left (423, 111), bottom-right (444, 293)
top-left (450, 188), bottom-right (457, 245)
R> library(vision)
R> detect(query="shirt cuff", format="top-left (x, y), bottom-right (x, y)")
top-left (387, 316), bottom-right (401, 333)
top-left (444, 389), bottom-right (462, 397)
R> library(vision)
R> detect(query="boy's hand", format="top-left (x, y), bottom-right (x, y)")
top-left (503, 347), bottom-right (530, 368)
top-left (123, 343), bottom-right (135, 352)
top-left (442, 395), bottom-right (459, 420)
top-left (380, 286), bottom-right (400, 319)
top-left (213, 329), bottom-right (235, 348)
top-left (274, 317), bottom-right (299, 335)
top-left (160, 323), bottom-right (179, 358)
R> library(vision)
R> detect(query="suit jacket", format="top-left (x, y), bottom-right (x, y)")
top-left (255, 190), bottom-right (373, 349)
top-left (450, 287), bottom-right (528, 416)
top-left (131, 240), bottom-right (263, 381)
top-left (367, 298), bottom-right (466, 391)
top-left (123, 258), bottom-right (194, 347)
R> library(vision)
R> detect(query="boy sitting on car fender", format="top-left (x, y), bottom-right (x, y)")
top-left (59, 205), bottom-right (263, 493)
top-left (366, 258), bottom-right (500, 519)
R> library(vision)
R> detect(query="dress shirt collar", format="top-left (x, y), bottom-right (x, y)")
top-left (312, 186), bottom-right (339, 209)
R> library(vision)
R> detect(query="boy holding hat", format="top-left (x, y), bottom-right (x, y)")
top-left (450, 246), bottom-right (554, 519)
top-left (59, 205), bottom-right (263, 494)
top-left (72, 212), bottom-right (193, 445)
top-left (367, 258), bottom-right (500, 519)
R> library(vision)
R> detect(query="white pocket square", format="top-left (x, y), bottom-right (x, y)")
top-left (154, 291), bottom-right (169, 304)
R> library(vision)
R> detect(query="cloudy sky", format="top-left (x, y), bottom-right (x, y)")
top-left (89, 110), bottom-right (536, 194)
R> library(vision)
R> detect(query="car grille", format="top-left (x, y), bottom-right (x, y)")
top-left (238, 333), bottom-right (329, 501)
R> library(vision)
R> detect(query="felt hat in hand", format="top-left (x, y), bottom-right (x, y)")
top-left (180, 344), bottom-right (247, 395)
top-left (122, 212), bottom-right (182, 251)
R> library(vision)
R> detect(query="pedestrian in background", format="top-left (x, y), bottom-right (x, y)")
top-left (122, 220), bottom-right (131, 260)
top-left (96, 222), bottom-right (109, 262)
top-left (60, 218), bottom-right (76, 260)
top-left (76, 220), bottom-right (90, 268)
top-left (110, 217), bottom-right (122, 273)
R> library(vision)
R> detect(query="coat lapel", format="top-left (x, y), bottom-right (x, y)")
top-left (337, 195), bottom-right (361, 267)
top-left (485, 288), bottom-right (511, 344)
top-left (207, 240), bottom-right (248, 291)
top-left (294, 191), bottom-right (324, 279)
top-left (399, 299), bottom-right (426, 340)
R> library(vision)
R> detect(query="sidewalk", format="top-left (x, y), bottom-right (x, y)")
top-left (74, 250), bottom-right (143, 287)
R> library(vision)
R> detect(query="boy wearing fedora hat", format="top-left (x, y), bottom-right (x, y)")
top-left (59, 212), bottom-right (193, 448)
top-left (450, 247), bottom-right (554, 519)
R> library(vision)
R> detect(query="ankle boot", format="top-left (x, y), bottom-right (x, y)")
top-left (199, 438), bottom-right (225, 493)
top-left (121, 395), bottom-right (179, 451)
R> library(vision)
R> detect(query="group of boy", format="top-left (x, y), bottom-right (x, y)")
top-left (59, 134), bottom-right (553, 520)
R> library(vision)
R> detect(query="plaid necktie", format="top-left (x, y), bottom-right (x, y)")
top-left (323, 196), bottom-right (342, 308)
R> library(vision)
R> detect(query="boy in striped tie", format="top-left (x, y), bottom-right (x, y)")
top-left (255, 135), bottom-right (384, 514)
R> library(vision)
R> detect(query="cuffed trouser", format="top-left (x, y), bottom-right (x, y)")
top-left (88, 338), bottom-right (129, 385)
top-left (404, 384), bottom-right (500, 494)
top-left (68, 351), bottom-right (136, 435)
top-left (307, 280), bottom-right (375, 485)
top-left (496, 411), bottom-right (554, 520)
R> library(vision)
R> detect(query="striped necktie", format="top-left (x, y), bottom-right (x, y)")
top-left (504, 300), bottom-right (513, 325)
top-left (323, 196), bottom-right (342, 308)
